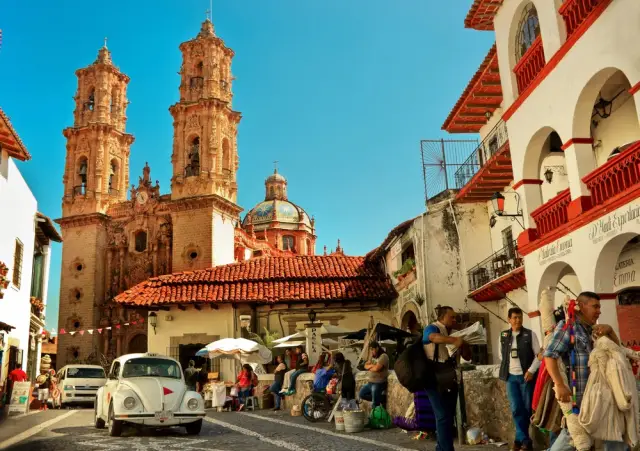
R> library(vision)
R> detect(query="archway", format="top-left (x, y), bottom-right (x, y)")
top-left (127, 334), bottom-right (148, 354)
top-left (572, 68), bottom-right (640, 166)
top-left (593, 233), bottom-right (640, 345)
top-left (537, 260), bottom-right (582, 310)
top-left (400, 310), bottom-right (420, 334)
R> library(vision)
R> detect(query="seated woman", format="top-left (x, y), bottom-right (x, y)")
top-left (332, 352), bottom-right (356, 400)
top-left (312, 353), bottom-right (335, 392)
top-left (235, 364), bottom-right (258, 411)
top-left (393, 390), bottom-right (436, 439)
top-left (285, 348), bottom-right (309, 395)
top-left (270, 355), bottom-right (287, 411)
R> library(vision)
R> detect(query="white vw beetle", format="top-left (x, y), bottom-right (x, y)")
top-left (94, 353), bottom-right (205, 436)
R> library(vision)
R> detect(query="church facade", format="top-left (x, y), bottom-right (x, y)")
top-left (56, 19), bottom-right (318, 368)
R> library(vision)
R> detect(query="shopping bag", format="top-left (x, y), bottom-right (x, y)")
top-left (369, 405), bottom-right (392, 429)
top-left (230, 386), bottom-right (239, 397)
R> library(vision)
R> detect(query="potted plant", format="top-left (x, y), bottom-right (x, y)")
top-left (393, 258), bottom-right (416, 281)
top-left (0, 261), bottom-right (9, 299)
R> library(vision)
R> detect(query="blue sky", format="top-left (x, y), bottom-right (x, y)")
top-left (0, 1), bottom-right (493, 330)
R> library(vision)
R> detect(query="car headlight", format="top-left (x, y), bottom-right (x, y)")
top-left (64, 385), bottom-right (74, 391)
top-left (123, 397), bottom-right (136, 410)
top-left (187, 398), bottom-right (199, 411)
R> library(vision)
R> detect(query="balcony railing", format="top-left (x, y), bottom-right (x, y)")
top-left (583, 142), bottom-right (640, 208)
top-left (531, 188), bottom-right (571, 236)
top-left (467, 240), bottom-right (523, 292)
top-left (514, 36), bottom-right (545, 94)
top-left (454, 120), bottom-right (509, 189)
top-left (560, 0), bottom-right (607, 38)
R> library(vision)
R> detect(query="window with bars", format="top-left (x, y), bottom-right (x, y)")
top-left (12, 239), bottom-right (23, 288)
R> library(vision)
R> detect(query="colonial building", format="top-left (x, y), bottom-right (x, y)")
top-left (55, 18), bottom-right (319, 368)
top-left (0, 107), bottom-right (62, 388)
top-left (439, 0), bottom-right (640, 345)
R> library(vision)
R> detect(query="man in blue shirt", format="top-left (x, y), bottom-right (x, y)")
top-left (423, 306), bottom-right (465, 451)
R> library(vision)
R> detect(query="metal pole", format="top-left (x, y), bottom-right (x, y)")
top-left (441, 139), bottom-right (449, 191)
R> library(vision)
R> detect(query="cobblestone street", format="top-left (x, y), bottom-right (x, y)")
top-left (0, 408), bottom-right (489, 451)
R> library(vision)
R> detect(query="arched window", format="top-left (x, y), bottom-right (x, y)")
top-left (515, 3), bottom-right (540, 60)
top-left (76, 157), bottom-right (88, 195)
top-left (186, 136), bottom-right (200, 177)
top-left (190, 62), bottom-right (204, 90)
top-left (134, 230), bottom-right (147, 253)
top-left (109, 159), bottom-right (119, 195)
top-left (222, 138), bottom-right (231, 172)
top-left (85, 89), bottom-right (95, 111)
top-left (283, 235), bottom-right (295, 251)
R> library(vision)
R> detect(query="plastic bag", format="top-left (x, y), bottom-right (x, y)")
top-left (369, 406), bottom-right (392, 429)
top-left (340, 399), bottom-right (358, 411)
top-left (466, 427), bottom-right (483, 445)
top-left (230, 386), bottom-right (239, 397)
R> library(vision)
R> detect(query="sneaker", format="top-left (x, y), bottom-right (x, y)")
top-left (272, 407), bottom-right (281, 411)
top-left (237, 404), bottom-right (245, 411)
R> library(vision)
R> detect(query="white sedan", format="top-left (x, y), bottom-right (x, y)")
top-left (94, 353), bottom-right (206, 436)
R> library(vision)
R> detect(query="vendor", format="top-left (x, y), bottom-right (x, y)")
top-left (236, 364), bottom-right (258, 411)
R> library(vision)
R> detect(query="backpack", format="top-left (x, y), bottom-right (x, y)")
top-left (369, 405), bottom-right (392, 429)
top-left (394, 336), bottom-right (431, 393)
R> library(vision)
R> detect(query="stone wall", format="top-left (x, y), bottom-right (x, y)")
top-left (257, 366), bottom-right (515, 442)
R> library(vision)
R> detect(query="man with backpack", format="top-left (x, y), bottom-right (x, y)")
top-left (422, 306), bottom-right (465, 451)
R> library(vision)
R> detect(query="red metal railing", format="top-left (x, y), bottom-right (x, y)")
top-left (559, 0), bottom-right (607, 38)
top-left (531, 189), bottom-right (571, 236)
top-left (583, 142), bottom-right (640, 208)
top-left (513, 36), bottom-right (545, 94)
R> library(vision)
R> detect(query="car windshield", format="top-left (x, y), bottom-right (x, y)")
top-left (122, 358), bottom-right (182, 379)
top-left (67, 367), bottom-right (106, 379)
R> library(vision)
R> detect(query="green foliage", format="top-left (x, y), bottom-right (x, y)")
top-left (248, 327), bottom-right (281, 350)
top-left (393, 258), bottom-right (416, 278)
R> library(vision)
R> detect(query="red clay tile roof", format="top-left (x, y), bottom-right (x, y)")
top-left (114, 255), bottom-right (396, 307)
top-left (465, 0), bottom-right (504, 31)
top-left (0, 107), bottom-right (30, 161)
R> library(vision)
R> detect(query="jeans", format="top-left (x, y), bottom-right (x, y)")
top-left (289, 369), bottom-right (306, 392)
top-left (506, 374), bottom-right (535, 445)
top-left (270, 381), bottom-right (283, 409)
top-left (238, 387), bottom-right (252, 404)
top-left (425, 387), bottom-right (458, 451)
top-left (358, 382), bottom-right (387, 408)
top-left (551, 429), bottom-right (629, 451)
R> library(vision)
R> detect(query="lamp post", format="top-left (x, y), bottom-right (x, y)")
top-left (149, 312), bottom-right (157, 335)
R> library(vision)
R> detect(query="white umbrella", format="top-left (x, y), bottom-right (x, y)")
top-left (273, 325), bottom-right (355, 344)
top-left (273, 340), bottom-right (306, 348)
top-left (201, 337), bottom-right (272, 364)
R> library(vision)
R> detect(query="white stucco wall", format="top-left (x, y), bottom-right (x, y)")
top-left (0, 151), bottom-right (37, 384)
top-left (213, 213), bottom-right (235, 266)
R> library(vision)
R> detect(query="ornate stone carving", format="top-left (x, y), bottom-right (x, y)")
top-left (187, 114), bottom-right (200, 130)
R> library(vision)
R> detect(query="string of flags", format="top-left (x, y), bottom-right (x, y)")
top-left (38, 317), bottom-right (145, 337)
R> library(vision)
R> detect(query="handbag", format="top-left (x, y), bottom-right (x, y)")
top-left (230, 386), bottom-right (239, 397)
top-left (430, 344), bottom-right (458, 394)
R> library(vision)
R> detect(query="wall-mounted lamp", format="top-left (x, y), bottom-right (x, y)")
top-left (490, 192), bottom-right (524, 228)
top-left (543, 165), bottom-right (567, 184)
top-left (308, 309), bottom-right (317, 324)
top-left (149, 312), bottom-right (157, 335)
top-left (593, 96), bottom-right (613, 119)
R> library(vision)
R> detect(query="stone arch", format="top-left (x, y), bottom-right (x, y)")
top-left (522, 126), bottom-right (563, 179)
top-left (399, 301), bottom-right (422, 333)
top-left (537, 260), bottom-right (582, 306)
top-left (593, 232), bottom-right (640, 293)
top-left (127, 333), bottom-right (148, 354)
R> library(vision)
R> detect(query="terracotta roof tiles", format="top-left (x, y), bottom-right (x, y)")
top-left (115, 255), bottom-right (396, 307)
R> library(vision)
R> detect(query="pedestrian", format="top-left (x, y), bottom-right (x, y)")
top-left (270, 355), bottom-right (287, 411)
top-left (358, 341), bottom-right (389, 408)
top-left (422, 306), bottom-right (467, 451)
top-left (499, 307), bottom-right (541, 451)
top-left (544, 292), bottom-right (625, 451)
top-left (184, 360), bottom-right (198, 392)
top-left (35, 371), bottom-right (52, 411)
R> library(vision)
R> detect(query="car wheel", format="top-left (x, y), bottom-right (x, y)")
top-left (108, 404), bottom-right (122, 437)
top-left (94, 401), bottom-right (105, 429)
top-left (185, 419), bottom-right (202, 435)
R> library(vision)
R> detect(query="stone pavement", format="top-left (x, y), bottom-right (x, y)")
top-left (0, 407), bottom-right (493, 451)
